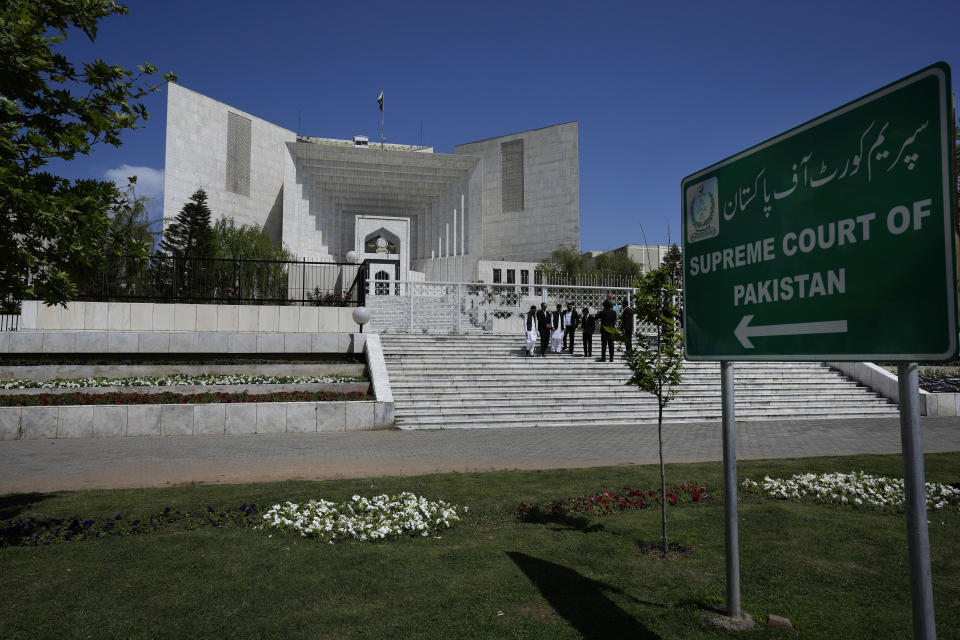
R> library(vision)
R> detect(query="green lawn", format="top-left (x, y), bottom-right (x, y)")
top-left (1, 453), bottom-right (958, 639)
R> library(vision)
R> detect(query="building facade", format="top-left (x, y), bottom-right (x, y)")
top-left (162, 83), bottom-right (579, 283)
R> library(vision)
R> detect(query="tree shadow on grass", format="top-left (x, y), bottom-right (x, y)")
top-left (507, 551), bottom-right (662, 640)
top-left (518, 510), bottom-right (605, 534)
top-left (0, 492), bottom-right (51, 520)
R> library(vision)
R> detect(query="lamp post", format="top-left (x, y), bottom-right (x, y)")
top-left (352, 306), bottom-right (371, 333)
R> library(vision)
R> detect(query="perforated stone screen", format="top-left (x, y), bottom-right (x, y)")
top-left (500, 139), bottom-right (524, 213)
top-left (225, 112), bottom-right (252, 196)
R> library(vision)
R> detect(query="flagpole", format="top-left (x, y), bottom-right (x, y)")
top-left (379, 89), bottom-right (384, 148)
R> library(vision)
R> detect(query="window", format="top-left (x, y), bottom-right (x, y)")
top-left (375, 270), bottom-right (390, 296)
top-left (506, 269), bottom-right (515, 284)
top-left (520, 269), bottom-right (529, 294)
top-left (501, 139), bottom-right (524, 213)
top-left (493, 269), bottom-right (502, 284)
top-left (534, 270), bottom-right (542, 295)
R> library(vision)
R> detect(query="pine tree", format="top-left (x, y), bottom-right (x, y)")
top-left (662, 243), bottom-right (683, 289)
top-left (161, 189), bottom-right (215, 259)
top-left (159, 189), bottom-right (216, 299)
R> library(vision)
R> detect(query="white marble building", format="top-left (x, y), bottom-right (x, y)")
top-left (162, 83), bottom-right (579, 284)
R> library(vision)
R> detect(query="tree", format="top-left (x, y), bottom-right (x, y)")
top-left (159, 189), bottom-right (216, 299)
top-left (0, 0), bottom-right (175, 305)
top-left (594, 250), bottom-right (643, 281)
top-left (211, 217), bottom-right (293, 302)
top-left (212, 218), bottom-right (293, 262)
top-left (109, 177), bottom-right (157, 254)
top-left (537, 243), bottom-right (592, 277)
top-left (614, 267), bottom-right (685, 556)
top-left (161, 189), bottom-right (215, 259)
top-left (98, 176), bottom-right (157, 297)
top-left (661, 243), bottom-right (683, 290)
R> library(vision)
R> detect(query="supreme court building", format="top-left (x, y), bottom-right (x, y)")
top-left (162, 83), bottom-right (580, 285)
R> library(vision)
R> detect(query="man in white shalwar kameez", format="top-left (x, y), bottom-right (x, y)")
top-left (550, 303), bottom-right (565, 353)
top-left (523, 306), bottom-right (539, 356)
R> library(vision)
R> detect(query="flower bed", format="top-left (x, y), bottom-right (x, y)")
top-left (261, 492), bottom-right (465, 542)
top-left (513, 483), bottom-right (709, 520)
top-left (0, 356), bottom-right (362, 366)
top-left (742, 471), bottom-right (960, 511)
top-left (1, 493), bottom-right (466, 547)
top-left (0, 504), bottom-right (263, 547)
top-left (0, 373), bottom-right (365, 390)
top-left (0, 390), bottom-right (371, 407)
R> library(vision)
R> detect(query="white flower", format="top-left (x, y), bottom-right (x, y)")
top-left (742, 471), bottom-right (960, 511)
top-left (259, 493), bottom-right (464, 543)
top-left (1, 372), bottom-right (364, 390)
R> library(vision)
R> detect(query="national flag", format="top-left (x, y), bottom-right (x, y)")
top-left (378, 90), bottom-right (384, 111)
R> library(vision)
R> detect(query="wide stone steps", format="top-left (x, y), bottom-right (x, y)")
top-left (379, 334), bottom-right (898, 429)
top-left (391, 393), bottom-right (885, 406)
top-left (396, 407), bottom-right (899, 429)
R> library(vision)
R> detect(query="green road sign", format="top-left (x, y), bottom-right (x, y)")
top-left (681, 62), bottom-right (957, 361)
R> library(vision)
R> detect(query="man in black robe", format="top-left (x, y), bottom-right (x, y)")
top-left (536, 302), bottom-right (551, 357)
top-left (596, 299), bottom-right (618, 362)
top-left (620, 299), bottom-right (635, 357)
top-left (581, 307), bottom-right (595, 357)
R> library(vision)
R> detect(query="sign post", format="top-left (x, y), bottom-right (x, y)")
top-left (682, 63), bottom-right (955, 637)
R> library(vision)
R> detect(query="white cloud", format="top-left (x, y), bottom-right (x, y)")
top-left (104, 164), bottom-right (164, 201)
top-left (104, 164), bottom-right (165, 226)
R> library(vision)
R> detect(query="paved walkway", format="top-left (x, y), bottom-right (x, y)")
top-left (2, 417), bottom-right (959, 493)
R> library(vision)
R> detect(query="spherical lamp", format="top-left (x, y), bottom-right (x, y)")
top-left (352, 306), bottom-right (372, 333)
top-left (345, 250), bottom-right (360, 263)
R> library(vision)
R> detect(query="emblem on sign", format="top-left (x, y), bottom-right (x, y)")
top-left (686, 177), bottom-right (719, 243)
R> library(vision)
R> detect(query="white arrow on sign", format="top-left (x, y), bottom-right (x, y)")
top-left (735, 315), bottom-right (848, 349)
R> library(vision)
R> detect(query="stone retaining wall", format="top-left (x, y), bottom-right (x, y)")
top-left (0, 331), bottom-right (365, 355)
top-left (0, 331), bottom-right (394, 439)
top-left (0, 401), bottom-right (385, 439)
top-left (19, 301), bottom-right (362, 333)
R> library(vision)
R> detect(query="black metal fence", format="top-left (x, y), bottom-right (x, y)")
top-left (79, 255), bottom-right (366, 306)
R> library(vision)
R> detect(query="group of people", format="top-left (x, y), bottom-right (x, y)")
top-left (523, 294), bottom-right (634, 362)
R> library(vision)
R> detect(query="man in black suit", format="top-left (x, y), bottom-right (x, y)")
top-left (596, 299), bottom-right (618, 362)
top-left (620, 299), bottom-right (635, 357)
top-left (581, 307), bottom-right (595, 357)
top-left (536, 302), bottom-right (551, 356)
top-left (562, 302), bottom-right (580, 354)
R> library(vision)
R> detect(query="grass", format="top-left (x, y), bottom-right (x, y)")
top-left (1, 453), bottom-right (958, 639)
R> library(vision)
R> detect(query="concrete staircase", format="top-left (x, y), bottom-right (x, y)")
top-left (380, 333), bottom-right (900, 429)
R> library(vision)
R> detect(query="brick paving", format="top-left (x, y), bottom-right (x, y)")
top-left (2, 416), bottom-right (959, 493)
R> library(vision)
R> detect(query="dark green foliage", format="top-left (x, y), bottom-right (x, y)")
top-left (158, 189), bottom-right (216, 299)
top-left (538, 243), bottom-right (593, 276)
top-left (212, 217), bottom-right (292, 262)
top-left (109, 177), bottom-right (157, 254)
top-left (160, 189), bottom-right (215, 260)
top-left (99, 177), bottom-right (158, 296)
top-left (537, 243), bottom-right (646, 284)
top-left (594, 250), bottom-right (643, 280)
top-left (661, 243), bottom-right (682, 289)
top-left (0, 0), bottom-right (174, 305)
top-left (210, 217), bottom-right (291, 301)
top-left (1, 504), bottom-right (262, 547)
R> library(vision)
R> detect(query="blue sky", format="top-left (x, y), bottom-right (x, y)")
top-left (52, 0), bottom-right (959, 252)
